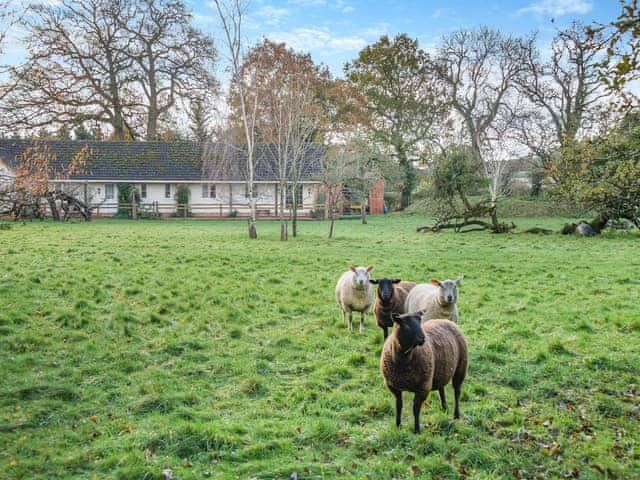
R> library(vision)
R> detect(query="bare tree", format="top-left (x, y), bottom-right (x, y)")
top-left (434, 27), bottom-right (528, 230)
top-left (322, 144), bottom-right (350, 239)
top-left (3, 0), bottom-right (138, 139)
top-left (211, 0), bottom-right (259, 238)
top-left (122, 0), bottom-right (217, 140)
top-left (240, 40), bottom-right (329, 240)
top-left (516, 23), bottom-right (609, 179)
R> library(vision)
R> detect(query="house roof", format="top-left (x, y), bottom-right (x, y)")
top-left (0, 140), bottom-right (324, 182)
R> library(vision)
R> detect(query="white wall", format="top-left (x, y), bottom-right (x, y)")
top-left (58, 181), bottom-right (319, 217)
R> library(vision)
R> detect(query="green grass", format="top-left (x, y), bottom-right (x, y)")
top-left (1, 216), bottom-right (639, 479)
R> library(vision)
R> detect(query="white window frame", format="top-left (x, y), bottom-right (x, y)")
top-left (140, 183), bottom-right (147, 199)
top-left (105, 183), bottom-right (114, 200)
top-left (202, 183), bottom-right (216, 199)
top-left (165, 184), bottom-right (171, 199)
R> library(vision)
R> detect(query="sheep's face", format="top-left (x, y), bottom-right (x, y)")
top-left (392, 313), bottom-right (425, 354)
top-left (350, 265), bottom-right (373, 289)
top-left (371, 278), bottom-right (401, 304)
top-left (431, 276), bottom-right (462, 306)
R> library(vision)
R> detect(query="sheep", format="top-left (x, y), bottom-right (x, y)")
top-left (404, 276), bottom-right (462, 324)
top-left (335, 265), bottom-right (375, 333)
top-left (380, 312), bottom-right (468, 433)
top-left (370, 278), bottom-right (416, 340)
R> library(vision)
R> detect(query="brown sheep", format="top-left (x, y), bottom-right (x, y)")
top-left (370, 278), bottom-right (416, 340)
top-left (380, 313), bottom-right (468, 433)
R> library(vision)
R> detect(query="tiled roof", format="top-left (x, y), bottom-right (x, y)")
top-left (0, 140), bottom-right (323, 182)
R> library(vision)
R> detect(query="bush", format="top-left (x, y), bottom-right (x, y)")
top-left (115, 183), bottom-right (140, 218)
top-left (174, 184), bottom-right (191, 217)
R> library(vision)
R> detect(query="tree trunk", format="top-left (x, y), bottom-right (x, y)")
top-left (398, 150), bottom-right (415, 210)
top-left (328, 196), bottom-right (335, 239)
top-left (360, 199), bottom-right (367, 224)
top-left (279, 183), bottom-right (287, 241)
top-left (248, 196), bottom-right (257, 239)
top-left (292, 201), bottom-right (298, 237)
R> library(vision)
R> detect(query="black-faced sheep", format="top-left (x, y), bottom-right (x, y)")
top-left (405, 276), bottom-right (462, 323)
top-left (335, 265), bottom-right (375, 333)
top-left (380, 313), bottom-right (468, 433)
top-left (371, 278), bottom-right (416, 340)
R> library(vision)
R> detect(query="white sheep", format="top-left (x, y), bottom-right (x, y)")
top-left (335, 265), bottom-right (375, 333)
top-left (405, 276), bottom-right (462, 323)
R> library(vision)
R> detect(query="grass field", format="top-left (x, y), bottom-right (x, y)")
top-left (1, 216), bottom-right (639, 479)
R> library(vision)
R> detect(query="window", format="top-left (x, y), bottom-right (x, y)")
top-left (140, 184), bottom-right (147, 199)
top-left (202, 184), bottom-right (216, 198)
top-left (105, 184), bottom-right (114, 200)
top-left (244, 184), bottom-right (258, 198)
top-left (286, 184), bottom-right (303, 208)
top-left (165, 184), bottom-right (171, 199)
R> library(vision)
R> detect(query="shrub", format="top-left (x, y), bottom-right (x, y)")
top-left (115, 183), bottom-right (140, 218)
top-left (174, 184), bottom-right (191, 217)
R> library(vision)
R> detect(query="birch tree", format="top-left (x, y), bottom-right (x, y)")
top-left (239, 40), bottom-right (328, 240)
top-left (211, 0), bottom-right (258, 238)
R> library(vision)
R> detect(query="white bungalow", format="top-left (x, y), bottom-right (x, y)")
top-left (0, 140), bottom-right (324, 218)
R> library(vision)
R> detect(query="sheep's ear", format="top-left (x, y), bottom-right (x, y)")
top-left (367, 265), bottom-right (374, 272)
top-left (369, 279), bottom-right (378, 284)
top-left (349, 265), bottom-right (356, 272)
top-left (430, 279), bottom-right (441, 287)
top-left (392, 278), bottom-right (401, 284)
top-left (391, 313), bottom-right (401, 323)
top-left (455, 275), bottom-right (463, 285)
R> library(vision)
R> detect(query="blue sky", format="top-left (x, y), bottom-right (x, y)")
top-left (188, 0), bottom-right (621, 76)
top-left (0, 0), bottom-right (622, 78)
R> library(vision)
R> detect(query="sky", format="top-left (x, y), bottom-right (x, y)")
top-left (186, 0), bottom-right (623, 76)
top-left (0, 0), bottom-right (623, 78)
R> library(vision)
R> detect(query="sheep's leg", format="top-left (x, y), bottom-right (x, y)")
top-left (390, 388), bottom-right (402, 427)
top-left (453, 384), bottom-right (461, 419)
top-left (413, 392), bottom-right (427, 434)
top-left (438, 387), bottom-right (447, 411)
top-left (359, 312), bottom-right (365, 334)
top-left (348, 311), bottom-right (353, 332)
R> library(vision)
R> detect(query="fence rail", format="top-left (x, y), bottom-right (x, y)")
top-left (99, 201), bottom-right (321, 218)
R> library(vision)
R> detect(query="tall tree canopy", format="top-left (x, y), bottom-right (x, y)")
top-left (3, 0), bottom-right (216, 140)
top-left (433, 27), bottom-right (529, 230)
top-left (516, 23), bottom-right (608, 179)
top-left (345, 34), bottom-right (448, 209)
top-left (589, 0), bottom-right (640, 106)
top-left (551, 112), bottom-right (640, 229)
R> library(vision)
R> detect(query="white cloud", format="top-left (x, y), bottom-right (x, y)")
top-left (518, 0), bottom-right (592, 17)
top-left (287, 0), bottom-right (327, 5)
top-left (267, 27), bottom-right (366, 54)
top-left (431, 8), bottom-right (453, 20)
top-left (256, 5), bottom-right (290, 26)
top-left (342, 6), bottom-right (355, 13)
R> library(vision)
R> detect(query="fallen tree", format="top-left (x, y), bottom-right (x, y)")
top-left (415, 146), bottom-right (516, 234)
